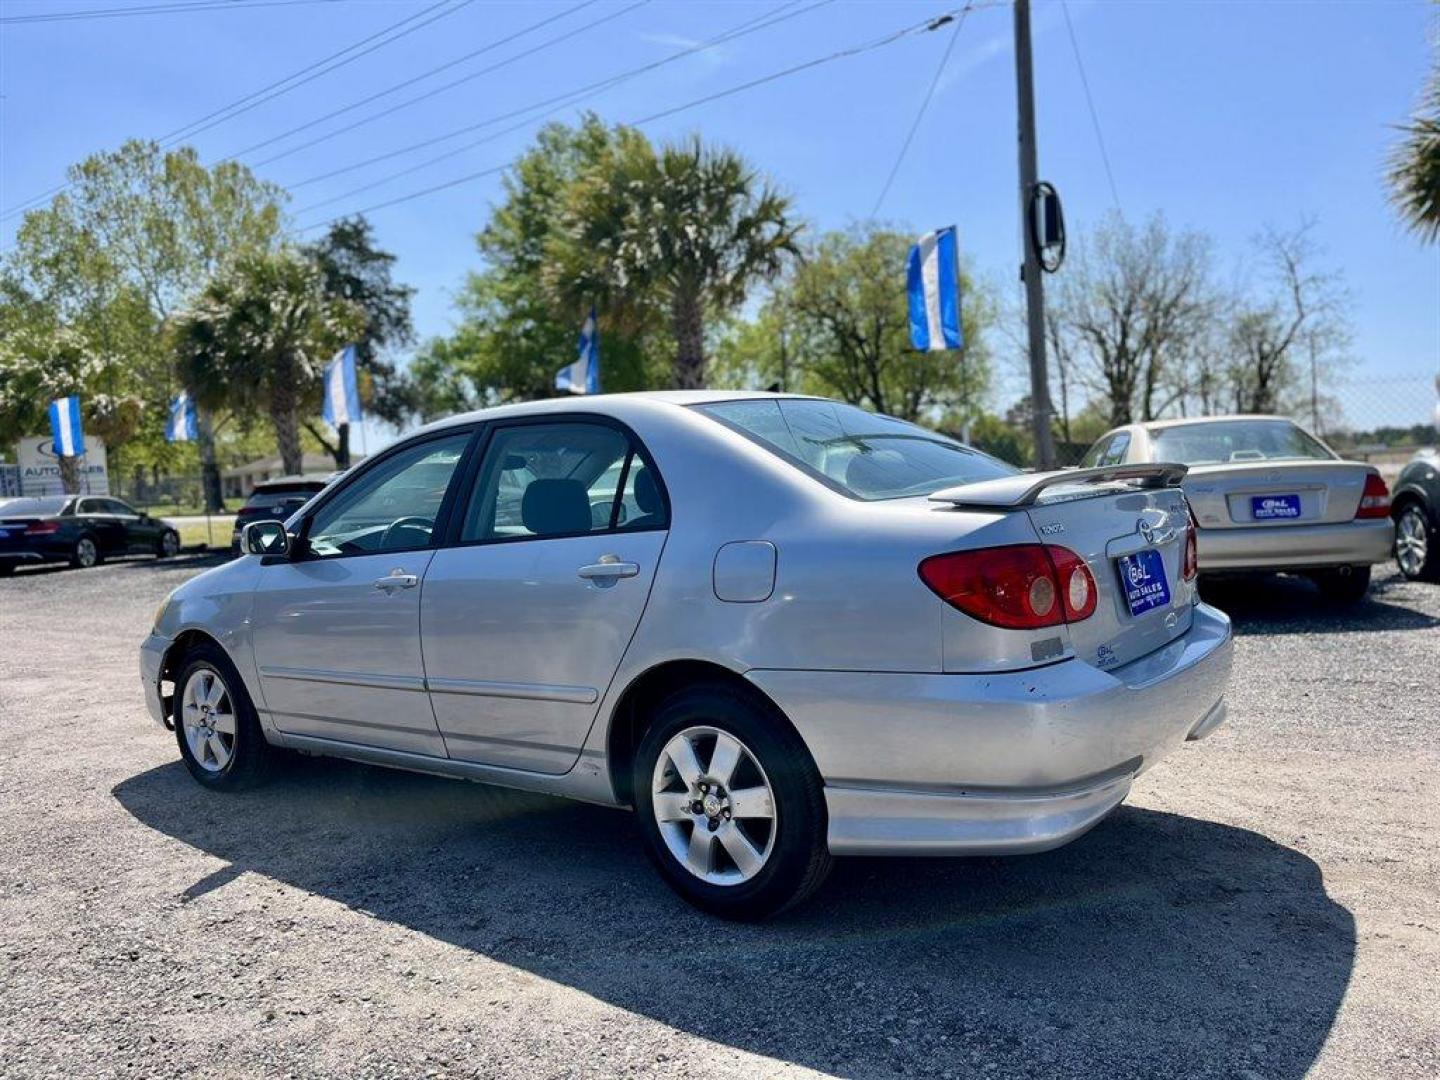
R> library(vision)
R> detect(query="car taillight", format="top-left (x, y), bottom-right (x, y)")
top-left (24, 521), bottom-right (60, 535)
top-left (235, 506), bottom-right (263, 518)
top-left (918, 545), bottom-right (1097, 630)
top-left (1183, 506), bottom-right (1199, 582)
top-left (1355, 473), bottom-right (1391, 520)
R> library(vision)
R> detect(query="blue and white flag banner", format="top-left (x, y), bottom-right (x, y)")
top-left (49, 395), bottom-right (85, 457)
top-left (166, 390), bottom-right (199, 443)
top-left (555, 307), bottom-right (600, 395)
top-left (907, 226), bottom-right (963, 352)
top-left (323, 344), bottom-right (362, 427)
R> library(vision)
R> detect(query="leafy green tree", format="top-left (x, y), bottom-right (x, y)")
top-left (0, 309), bottom-right (144, 491)
top-left (301, 216), bottom-right (414, 466)
top-left (171, 249), bottom-right (363, 476)
top-left (406, 116), bottom-right (662, 419)
top-left (718, 226), bottom-right (993, 424)
top-left (553, 132), bottom-right (801, 389)
top-left (1389, 54), bottom-right (1440, 242)
top-left (2, 139), bottom-right (284, 507)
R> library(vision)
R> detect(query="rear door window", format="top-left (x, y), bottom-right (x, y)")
top-left (1100, 433), bottom-right (1131, 466)
top-left (460, 422), bottom-right (666, 542)
top-left (1081, 432), bottom-right (1130, 467)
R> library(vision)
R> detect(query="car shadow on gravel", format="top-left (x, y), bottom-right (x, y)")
top-left (1202, 569), bottom-right (1440, 636)
top-left (114, 756), bottom-right (1355, 1079)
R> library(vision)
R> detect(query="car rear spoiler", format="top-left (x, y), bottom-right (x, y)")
top-left (928, 463), bottom-right (1189, 509)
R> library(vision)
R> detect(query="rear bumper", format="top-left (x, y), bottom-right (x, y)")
top-left (0, 550), bottom-right (46, 565)
top-left (747, 603), bottom-right (1233, 857)
top-left (1196, 518), bottom-right (1393, 572)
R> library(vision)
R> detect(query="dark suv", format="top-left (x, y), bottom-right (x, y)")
top-left (229, 476), bottom-right (332, 555)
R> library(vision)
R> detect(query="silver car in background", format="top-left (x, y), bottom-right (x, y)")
top-left (1081, 415), bottom-right (1394, 604)
top-left (141, 393), bottom-right (1233, 919)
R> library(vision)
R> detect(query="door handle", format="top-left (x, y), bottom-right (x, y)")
top-left (373, 570), bottom-right (419, 592)
top-left (577, 556), bottom-right (640, 582)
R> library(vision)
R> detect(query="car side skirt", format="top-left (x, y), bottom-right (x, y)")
top-left (264, 731), bottom-right (626, 808)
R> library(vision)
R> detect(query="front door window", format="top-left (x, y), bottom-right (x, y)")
top-left (306, 435), bottom-right (470, 558)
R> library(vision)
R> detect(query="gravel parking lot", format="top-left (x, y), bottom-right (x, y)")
top-left (1, 555), bottom-right (1436, 1079)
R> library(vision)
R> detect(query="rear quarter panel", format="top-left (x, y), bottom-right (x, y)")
top-left (577, 402), bottom-right (1048, 781)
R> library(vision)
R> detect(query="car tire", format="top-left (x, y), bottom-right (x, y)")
top-left (156, 529), bottom-right (181, 559)
top-left (69, 534), bottom-right (100, 569)
top-left (1393, 504), bottom-right (1440, 582)
top-left (173, 643), bottom-right (271, 791)
top-left (1311, 565), bottom-right (1371, 606)
top-left (633, 682), bottom-right (832, 921)
top-left (0, 562), bottom-right (14, 577)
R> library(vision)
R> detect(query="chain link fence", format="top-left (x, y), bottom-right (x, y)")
top-left (108, 471), bottom-right (209, 515)
top-left (1316, 371), bottom-right (1439, 481)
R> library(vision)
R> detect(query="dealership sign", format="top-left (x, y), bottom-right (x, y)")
top-left (15, 436), bottom-right (109, 495)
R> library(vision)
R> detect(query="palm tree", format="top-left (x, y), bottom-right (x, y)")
top-left (171, 249), bottom-right (362, 475)
top-left (556, 134), bottom-right (801, 389)
top-left (1389, 58), bottom-right (1440, 242)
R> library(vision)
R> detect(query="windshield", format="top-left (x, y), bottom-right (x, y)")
top-left (0, 496), bottom-right (69, 517)
top-left (694, 398), bottom-right (1017, 501)
top-left (1148, 419), bottom-right (1334, 466)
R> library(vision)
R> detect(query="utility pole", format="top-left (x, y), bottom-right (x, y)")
top-left (1014, 0), bottom-right (1057, 470)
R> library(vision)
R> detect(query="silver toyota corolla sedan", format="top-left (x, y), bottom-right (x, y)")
top-left (140, 392), bottom-right (1233, 918)
top-left (1080, 415), bottom-right (1394, 604)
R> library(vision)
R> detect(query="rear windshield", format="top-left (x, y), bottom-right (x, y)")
top-left (693, 399), bottom-right (1017, 501)
top-left (244, 485), bottom-right (321, 507)
top-left (0, 496), bottom-right (69, 516)
top-left (1148, 420), bottom-right (1334, 466)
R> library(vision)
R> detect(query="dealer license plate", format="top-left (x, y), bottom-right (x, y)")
top-left (1117, 548), bottom-right (1171, 617)
top-left (1251, 494), bottom-right (1301, 520)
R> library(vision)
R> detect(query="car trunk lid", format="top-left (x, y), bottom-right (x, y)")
top-left (1181, 459), bottom-right (1373, 528)
top-left (930, 465), bottom-right (1195, 670)
top-left (0, 516), bottom-right (49, 553)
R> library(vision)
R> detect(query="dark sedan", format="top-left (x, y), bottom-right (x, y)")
top-left (228, 475), bottom-right (332, 555)
top-left (1392, 449), bottom-right (1440, 581)
top-left (0, 495), bottom-right (180, 575)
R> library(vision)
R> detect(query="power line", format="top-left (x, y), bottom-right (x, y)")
top-left (0, 0), bottom-right (345, 26)
top-left (299, 4), bottom-right (974, 232)
top-left (0, 0), bottom-right (474, 220)
top-left (156, 0), bottom-right (475, 148)
top-left (233, 0), bottom-right (633, 167)
top-left (626, 9), bottom-right (954, 129)
top-left (285, 0), bottom-right (821, 210)
top-left (869, 7), bottom-right (971, 221)
top-left (1060, 0), bottom-right (1120, 210)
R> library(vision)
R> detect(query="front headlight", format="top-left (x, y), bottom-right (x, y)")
top-left (153, 594), bottom-right (174, 630)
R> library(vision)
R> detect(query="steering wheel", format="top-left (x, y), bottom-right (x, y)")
top-left (378, 515), bottom-right (434, 549)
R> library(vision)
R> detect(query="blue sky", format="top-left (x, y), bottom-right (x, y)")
top-left (3, 0), bottom-right (1438, 438)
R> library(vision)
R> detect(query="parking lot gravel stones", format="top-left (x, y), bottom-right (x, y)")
top-left (1, 556), bottom-right (1436, 1078)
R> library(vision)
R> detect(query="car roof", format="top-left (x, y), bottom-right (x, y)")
top-left (1141, 414), bottom-right (1294, 431)
top-left (414, 390), bottom-right (824, 436)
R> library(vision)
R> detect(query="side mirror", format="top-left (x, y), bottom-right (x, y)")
top-left (243, 520), bottom-right (291, 558)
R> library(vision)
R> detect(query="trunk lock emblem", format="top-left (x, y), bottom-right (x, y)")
top-left (1136, 509), bottom-right (1175, 546)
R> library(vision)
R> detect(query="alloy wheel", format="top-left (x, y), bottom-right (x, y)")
top-left (181, 668), bottom-right (237, 773)
top-left (1396, 508), bottom-right (1428, 579)
top-left (75, 538), bottom-right (97, 568)
top-left (161, 531), bottom-right (180, 557)
top-left (651, 725), bottom-right (777, 886)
